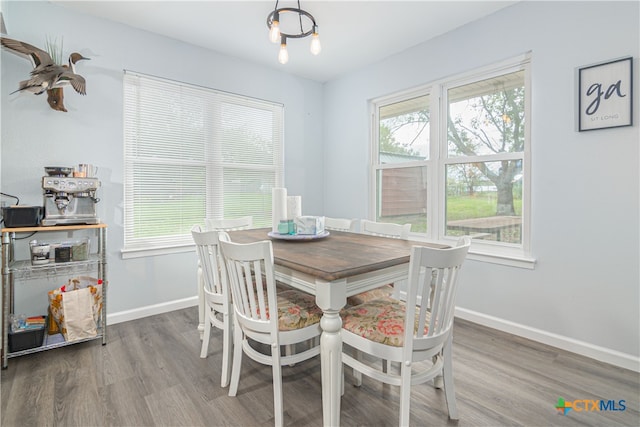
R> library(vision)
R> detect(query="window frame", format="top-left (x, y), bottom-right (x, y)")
top-left (122, 71), bottom-right (284, 259)
top-left (370, 54), bottom-right (534, 268)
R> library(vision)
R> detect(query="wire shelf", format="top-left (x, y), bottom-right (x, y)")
top-left (6, 255), bottom-right (101, 280)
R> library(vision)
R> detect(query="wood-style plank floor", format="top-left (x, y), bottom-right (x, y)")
top-left (1, 307), bottom-right (638, 426)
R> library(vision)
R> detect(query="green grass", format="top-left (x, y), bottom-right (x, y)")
top-left (134, 192), bottom-right (272, 238)
top-left (446, 194), bottom-right (522, 221)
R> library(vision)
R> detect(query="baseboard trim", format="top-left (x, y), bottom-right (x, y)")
top-left (455, 307), bottom-right (640, 373)
top-left (107, 296), bottom-right (198, 325)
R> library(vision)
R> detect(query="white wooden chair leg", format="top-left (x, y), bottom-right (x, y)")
top-left (272, 346), bottom-right (284, 427)
top-left (199, 313), bottom-right (211, 358)
top-left (433, 374), bottom-right (444, 389)
top-left (285, 344), bottom-right (295, 366)
top-left (354, 350), bottom-right (363, 386)
top-left (432, 354), bottom-right (443, 388)
top-left (197, 265), bottom-right (205, 339)
top-left (399, 362), bottom-right (412, 427)
top-left (221, 312), bottom-right (232, 387)
top-left (228, 320), bottom-right (243, 397)
top-left (443, 336), bottom-right (459, 420)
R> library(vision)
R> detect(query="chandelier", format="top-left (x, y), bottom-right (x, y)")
top-left (266, 0), bottom-right (321, 64)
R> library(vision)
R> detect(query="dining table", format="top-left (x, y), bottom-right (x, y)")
top-left (226, 227), bottom-right (446, 426)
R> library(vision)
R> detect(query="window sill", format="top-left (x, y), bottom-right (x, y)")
top-left (121, 244), bottom-right (194, 259)
top-left (466, 248), bottom-right (536, 269)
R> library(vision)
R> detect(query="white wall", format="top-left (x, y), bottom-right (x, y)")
top-left (1, 1), bottom-right (323, 317)
top-left (323, 1), bottom-right (639, 368)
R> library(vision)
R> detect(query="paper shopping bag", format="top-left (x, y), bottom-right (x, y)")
top-left (48, 277), bottom-right (103, 341)
top-left (66, 277), bottom-right (104, 325)
top-left (60, 287), bottom-right (97, 341)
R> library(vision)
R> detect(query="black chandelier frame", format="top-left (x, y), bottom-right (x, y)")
top-left (266, 2), bottom-right (318, 41)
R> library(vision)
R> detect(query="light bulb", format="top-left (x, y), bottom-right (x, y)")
top-left (278, 43), bottom-right (289, 64)
top-left (269, 20), bottom-right (280, 43)
top-left (310, 32), bottom-right (322, 55)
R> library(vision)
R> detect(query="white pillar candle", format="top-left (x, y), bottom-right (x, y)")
top-left (272, 188), bottom-right (287, 232)
top-left (287, 196), bottom-right (302, 220)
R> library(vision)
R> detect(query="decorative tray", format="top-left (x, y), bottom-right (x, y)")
top-left (267, 231), bottom-right (330, 241)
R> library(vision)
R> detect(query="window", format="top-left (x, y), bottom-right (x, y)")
top-left (372, 55), bottom-right (531, 264)
top-left (123, 71), bottom-right (283, 256)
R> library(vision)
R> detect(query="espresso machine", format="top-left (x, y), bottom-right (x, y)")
top-left (41, 167), bottom-right (101, 226)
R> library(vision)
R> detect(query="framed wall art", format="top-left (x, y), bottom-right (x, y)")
top-left (578, 57), bottom-right (633, 131)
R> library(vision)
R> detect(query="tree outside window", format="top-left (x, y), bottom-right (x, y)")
top-left (446, 71), bottom-right (525, 243)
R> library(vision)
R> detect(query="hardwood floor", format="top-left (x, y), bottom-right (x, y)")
top-left (2, 307), bottom-right (638, 426)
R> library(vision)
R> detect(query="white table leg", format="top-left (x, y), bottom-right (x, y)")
top-left (197, 264), bottom-right (205, 339)
top-left (315, 280), bottom-right (346, 427)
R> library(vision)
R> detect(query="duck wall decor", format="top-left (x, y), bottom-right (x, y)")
top-left (1, 36), bottom-right (89, 112)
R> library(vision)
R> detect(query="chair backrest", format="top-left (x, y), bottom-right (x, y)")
top-left (360, 219), bottom-right (411, 239)
top-left (191, 225), bottom-right (227, 302)
top-left (218, 232), bottom-right (279, 337)
top-left (205, 216), bottom-right (253, 231)
top-left (404, 237), bottom-right (471, 351)
top-left (324, 217), bottom-right (357, 232)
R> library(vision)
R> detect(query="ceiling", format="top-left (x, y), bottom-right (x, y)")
top-left (52, 0), bottom-right (517, 82)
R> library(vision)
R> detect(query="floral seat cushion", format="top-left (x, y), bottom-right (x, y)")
top-left (276, 290), bottom-right (323, 331)
top-left (346, 283), bottom-right (394, 306)
top-left (341, 297), bottom-right (430, 347)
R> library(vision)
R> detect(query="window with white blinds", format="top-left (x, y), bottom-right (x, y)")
top-left (123, 71), bottom-right (284, 255)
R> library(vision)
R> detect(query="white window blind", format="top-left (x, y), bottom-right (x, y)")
top-left (123, 71), bottom-right (284, 254)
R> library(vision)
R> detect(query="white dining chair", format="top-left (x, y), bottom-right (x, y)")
top-left (345, 219), bottom-right (412, 306)
top-left (340, 237), bottom-right (471, 426)
top-left (197, 216), bottom-right (253, 340)
top-left (218, 232), bottom-right (322, 427)
top-left (324, 216), bottom-right (357, 232)
top-left (191, 225), bottom-right (233, 387)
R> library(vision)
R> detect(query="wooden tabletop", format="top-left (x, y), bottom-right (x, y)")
top-left (227, 228), bottom-right (446, 282)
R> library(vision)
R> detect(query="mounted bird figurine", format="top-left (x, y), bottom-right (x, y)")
top-left (0, 36), bottom-right (89, 112)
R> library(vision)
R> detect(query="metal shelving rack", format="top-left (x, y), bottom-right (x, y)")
top-left (1, 224), bottom-right (107, 368)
